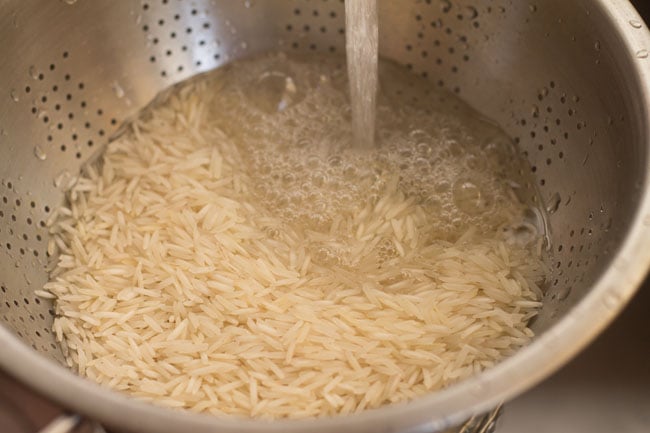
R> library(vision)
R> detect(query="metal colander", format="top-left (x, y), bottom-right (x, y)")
top-left (1, 1), bottom-right (650, 432)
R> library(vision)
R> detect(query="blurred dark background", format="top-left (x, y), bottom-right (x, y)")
top-left (633, 0), bottom-right (650, 19)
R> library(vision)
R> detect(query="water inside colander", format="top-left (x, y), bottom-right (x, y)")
top-left (40, 20), bottom-right (551, 417)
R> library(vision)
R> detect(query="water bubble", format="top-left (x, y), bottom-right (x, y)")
top-left (282, 172), bottom-right (295, 185)
top-left (529, 4), bottom-right (537, 13)
top-left (635, 49), bottom-right (649, 59)
top-left (414, 157), bottom-right (430, 173)
top-left (241, 41), bottom-right (248, 50)
top-left (244, 0), bottom-right (254, 8)
top-left (343, 165), bottom-right (358, 179)
top-left (398, 149), bottom-right (412, 159)
top-left (594, 40), bottom-right (601, 51)
top-left (306, 155), bottom-right (321, 169)
top-left (33, 145), bottom-right (47, 161)
top-left (629, 19), bottom-right (643, 29)
top-left (10, 89), bottom-right (19, 102)
top-left (452, 179), bottom-right (491, 215)
top-left (546, 192), bottom-right (561, 214)
top-left (415, 142), bottom-right (431, 155)
top-left (311, 172), bottom-right (328, 187)
top-left (61, 0), bottom-right (78, 4)
top-left (245, 71), bottom-right (303, 113)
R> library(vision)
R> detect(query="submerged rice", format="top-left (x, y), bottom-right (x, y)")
top-left (44, 59), bottom-right (548, 419)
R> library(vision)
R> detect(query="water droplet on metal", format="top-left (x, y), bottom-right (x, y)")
top-left (557, 286), bottom-right (571, 301)
top-left (28, 65), bottom-right (39, 80)
top-left (531, 105), bottom-right (540, 117)
top-left (10, 89), bottom-right (19, 102)
top-left (53, 170), bottom-right (71, 188)
top-left (603, 292), bottom-right (621, 310)
top-left (11, 11), bottom-right (18, 28)
top-left (546, 192), bottom-right (561, 214)
top-left (241, 41), bottom-right (248, 50)
top-left (61, 0), bottom-right (77, 4)
top-left (643, 215), bottom-right (650, 226)
top-left (604, 217), bottom-right (613, 231)
top-left (465, 6), bottom-right (478, 19)
top-left (244, 0), bottom-right (254, 8)
top-left (629, 19), bottom-right (643, 29)
top-left (33, 145), bottom-right (47, 161)
top-left (529, 4), bottom-right (537, 13)
top-left (111, 81), bottom-right (125, 99)
top-left (594, 40), bottom-right (601, 51)
top-left (636, 49), bottom-right (649, 59)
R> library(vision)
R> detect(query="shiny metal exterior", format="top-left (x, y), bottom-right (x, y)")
top-left (0, 1), bottom-right (649, 432)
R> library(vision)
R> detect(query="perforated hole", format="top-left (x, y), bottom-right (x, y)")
top-left (20, 51), bottom-right (119, 164)
top-left (0, 182), bottom-right (50, 265)
top-left (285, 2), bottom-right (346, 55)
top-left (140, 2), bottom-right (223, 79)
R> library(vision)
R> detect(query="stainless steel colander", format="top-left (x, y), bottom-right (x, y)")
top-left (1, 1), bottom-right (650, 432)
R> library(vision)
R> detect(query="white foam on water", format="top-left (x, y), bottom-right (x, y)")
top-left (195, 53), bottom-right (543, 247)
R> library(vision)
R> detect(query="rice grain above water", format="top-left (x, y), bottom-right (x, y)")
top-left (44, 69), bottom-right (548, 419)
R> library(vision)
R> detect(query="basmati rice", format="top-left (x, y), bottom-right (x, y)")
top-left (43, 53), bottom-right (549, 419)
